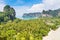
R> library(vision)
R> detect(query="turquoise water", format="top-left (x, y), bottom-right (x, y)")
top-left (23, 17), bottom-right (38, 20)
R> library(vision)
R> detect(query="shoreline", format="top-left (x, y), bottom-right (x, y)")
top-left (43, 27), bottom-right (60, 40)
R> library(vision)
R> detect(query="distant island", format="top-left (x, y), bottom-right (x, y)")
top-left (22, 12), bottom-right (41, 19)
top-left (22, 9), bottom-right (60, 19)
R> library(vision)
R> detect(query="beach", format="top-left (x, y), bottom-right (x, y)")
top-left (43, 27), bottom-right (60, 40)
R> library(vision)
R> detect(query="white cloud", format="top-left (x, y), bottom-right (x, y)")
top-left (28, 0), bottom-right (60, 12)
top-left (0, 4), bottom-right (5, 12)
top-left (0, 0), bottom-right (5, 12)
top-left (13, 6), bottom-right (30, 18)
top-left (28, 4), bottom-right (44, 12)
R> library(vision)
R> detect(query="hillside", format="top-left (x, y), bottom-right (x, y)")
top-left (0, 5), bottom-right (16, 23)
top-left (22, 12), bottom-right (41, 19)
top-left (22, 9), bottom-right (60, 19)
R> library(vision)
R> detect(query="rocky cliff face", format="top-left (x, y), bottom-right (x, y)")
top-left (22, 8), bottom-right (60, 19)
top-left (22, 12), bottom-right (42, 19)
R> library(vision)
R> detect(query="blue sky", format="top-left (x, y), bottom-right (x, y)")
top-left (4, 0), bottom-right (42, 6)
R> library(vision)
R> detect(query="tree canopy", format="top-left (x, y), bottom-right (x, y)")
top-left (0, 5), bottom-right (16, 22)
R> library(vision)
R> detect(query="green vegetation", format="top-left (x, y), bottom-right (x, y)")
top-left (0, 5), bottom-right (16, 23)
top-left (0, 5), bottom-right (60, 40)
top-left (42, 9), bottom-right (60, 17)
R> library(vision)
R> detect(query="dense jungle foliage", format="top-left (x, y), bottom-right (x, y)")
top-left (0, 5), bottom-right (60, 40)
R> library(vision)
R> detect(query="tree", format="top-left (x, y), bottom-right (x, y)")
top-left (9, 8), bottom-right (16, 20)
top-left (4, 5), bottom-right (10, 12)
top-left (3, 5), bottom-right (16, 21)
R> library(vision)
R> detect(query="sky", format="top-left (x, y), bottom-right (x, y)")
top-left (4, 0), bottom-right (42, 6)
top-left (0, 0), bottom-right (60, 18)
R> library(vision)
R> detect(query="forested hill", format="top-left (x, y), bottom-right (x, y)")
top-left (23, 8), bottom-right (60, 19)
top-left (42, 9), bottom-right (60, 17)
top-left (0, 5), bottom-right (60, 40)
top-left (0, 5), bottom-right (16, 22)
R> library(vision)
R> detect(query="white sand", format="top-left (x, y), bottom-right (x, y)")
top-left (43, 27), bottom-right (60, 40)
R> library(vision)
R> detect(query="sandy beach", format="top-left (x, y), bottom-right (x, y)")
top-left (43, 27), bottom-right (60, 40)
